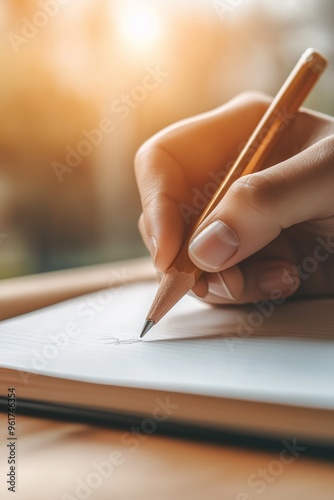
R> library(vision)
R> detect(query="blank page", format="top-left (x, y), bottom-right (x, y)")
top-left (0, 282), bottom-right (334, 408)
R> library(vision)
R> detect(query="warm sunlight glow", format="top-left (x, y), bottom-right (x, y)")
top-left (118, 5), bottom-right (161, 51)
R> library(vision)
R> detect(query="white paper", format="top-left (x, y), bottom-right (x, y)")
top-left (0, 282), bottom-right (334, 408)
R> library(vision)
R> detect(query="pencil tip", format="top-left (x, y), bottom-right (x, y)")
top-left (140, 320), bottom-right (154, 338)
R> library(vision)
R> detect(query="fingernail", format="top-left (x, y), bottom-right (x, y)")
top-left (207, 272), bottom-right (235, 300)
top-left (259, 266), bottom-right (299, 294)
top-left (148, 235), bottom-right (158, 262)
top-left (189, 221), bottom-right (239, 271)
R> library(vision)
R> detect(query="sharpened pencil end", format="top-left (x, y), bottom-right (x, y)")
top-left (140, 320), bottom-right (154, 338)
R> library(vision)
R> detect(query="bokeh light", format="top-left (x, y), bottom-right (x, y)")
top-left (116, 3), bottom-right (161, 53)
top-left (0, 0), bottom-right (333, 278)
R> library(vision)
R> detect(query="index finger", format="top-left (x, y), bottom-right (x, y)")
top-left (134, 91), bottom-right (270, 271)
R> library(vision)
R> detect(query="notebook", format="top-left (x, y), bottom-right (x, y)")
top-left (0, 281), bottom-right (334, 445)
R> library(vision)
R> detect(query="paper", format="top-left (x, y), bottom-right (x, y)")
top-left (0, 282), bottom-right (334, 408)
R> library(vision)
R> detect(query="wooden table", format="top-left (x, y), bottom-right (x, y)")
top-left (0, 258), bottom-right (333, 499)
top-left (0, 414), bottom-right (333, 500)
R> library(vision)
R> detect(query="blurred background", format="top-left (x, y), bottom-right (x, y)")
top-left (0, 0), bottom-right (333, 278)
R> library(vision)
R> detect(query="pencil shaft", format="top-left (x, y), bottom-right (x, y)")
top-left (194, 48), bottom-right (327, 228)
top-left (142, 48), bottom-right (328, 331)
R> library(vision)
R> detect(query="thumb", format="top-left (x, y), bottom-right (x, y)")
top-left (188, 136), bottom-right (334, 273)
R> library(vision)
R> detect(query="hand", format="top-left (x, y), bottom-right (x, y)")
top-left (135, 92), bottom-right (334, 305)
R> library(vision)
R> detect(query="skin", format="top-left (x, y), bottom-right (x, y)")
top-left (135, 92), bottom-right (334, 305)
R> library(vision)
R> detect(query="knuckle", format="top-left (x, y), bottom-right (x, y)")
top-left (134, 142), bottom-right (163, 176)
top-left (134, 142), bottom-right (153, 175)
top-left (234, 90), bottom-right (271, 112)
top-left (229, 173), bottom-right (282, 215)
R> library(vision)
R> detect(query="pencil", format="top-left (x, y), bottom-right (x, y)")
top-left (140, 48), bottom-right (328, 338)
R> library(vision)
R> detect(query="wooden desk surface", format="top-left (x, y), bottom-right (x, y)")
top-left (0, 414), bottom-right (333, 500)
top-left (0, 259), bottom-right (333, 499)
